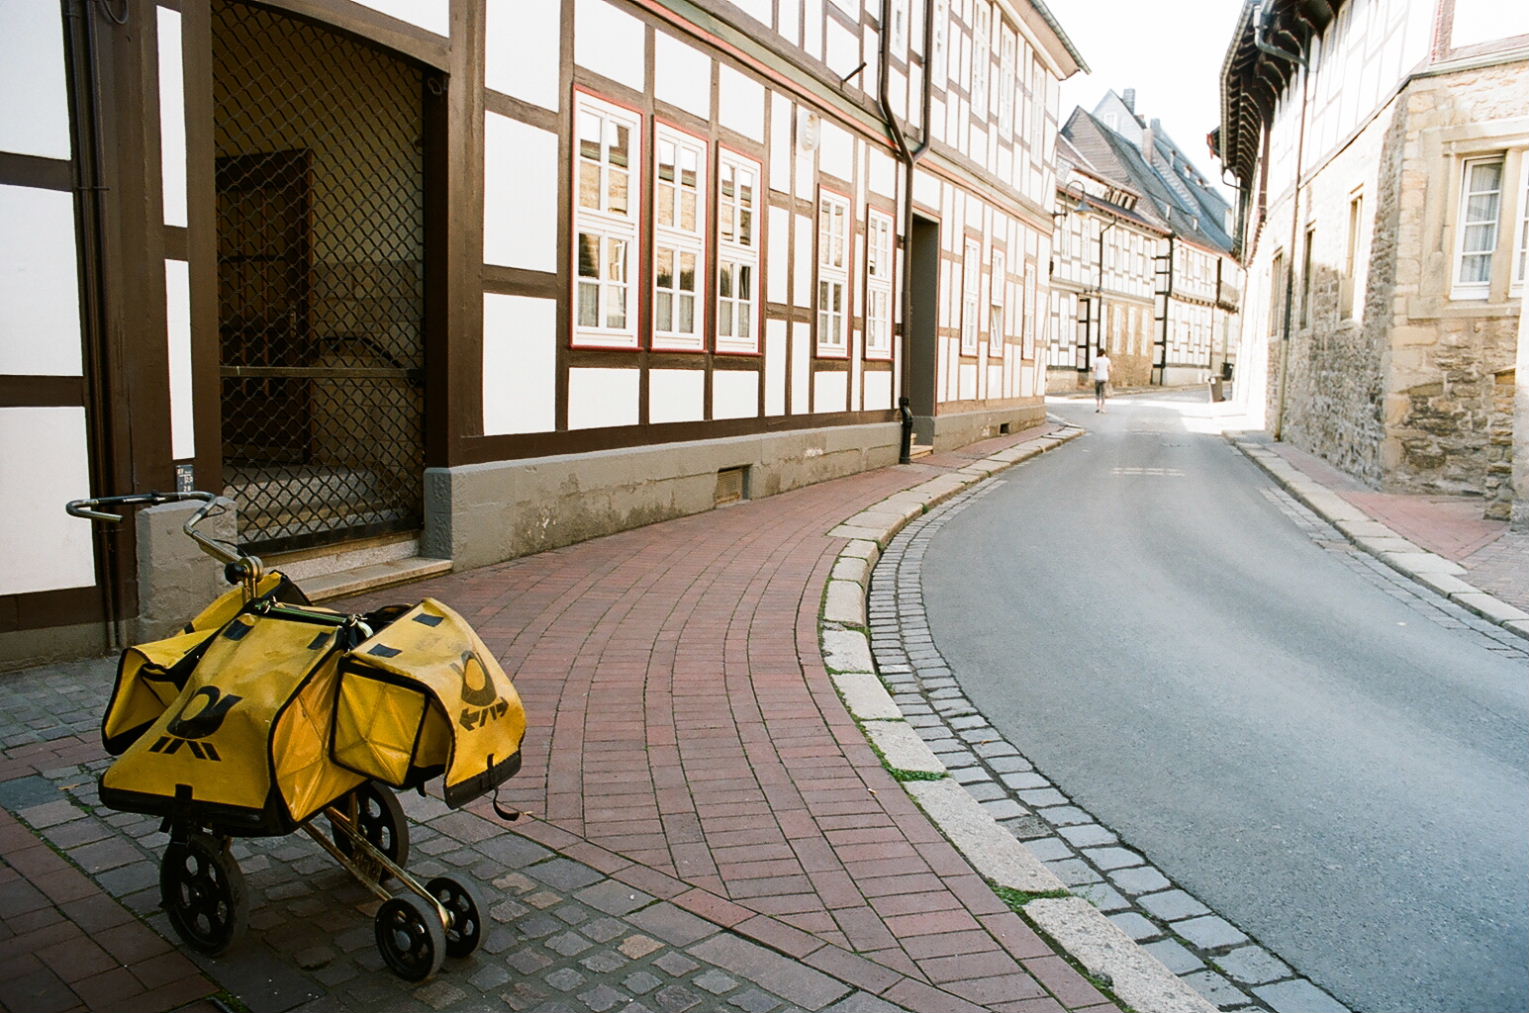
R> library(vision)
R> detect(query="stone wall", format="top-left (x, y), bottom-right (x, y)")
top-left (1484, 368), bottom-right (1515, 519)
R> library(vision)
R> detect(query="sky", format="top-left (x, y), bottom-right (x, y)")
top-left (1052, 0), bottom-right (1247, 199)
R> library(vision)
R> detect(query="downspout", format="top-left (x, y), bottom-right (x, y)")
top-left (1254, 1), bottom-right (1309, 441)
top-left (877, 0), bottom-right (934, 460)
top-left (67, 0), bottom-right (126, 652)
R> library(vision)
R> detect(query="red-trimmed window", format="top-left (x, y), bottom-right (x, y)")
top-left (653, 124), bottom-right (706, 351)
top-left (716, 150), bottom-right (761, 354)
top-left (817, 189), bottom-right (851, 356)
top-left (574, 93), bottom-right (642, 347)
top-left (865, 209), bottom-right (894, 359)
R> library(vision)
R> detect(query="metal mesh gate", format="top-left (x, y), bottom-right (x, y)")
top-left (213, 0), bottom-right (426, 554)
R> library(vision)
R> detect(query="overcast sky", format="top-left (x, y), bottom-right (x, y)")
top-left (1053, 0), bottom-right (1246, 198)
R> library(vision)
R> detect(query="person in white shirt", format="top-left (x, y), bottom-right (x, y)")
top-left (1093, 347), bottom-right (1111, 413)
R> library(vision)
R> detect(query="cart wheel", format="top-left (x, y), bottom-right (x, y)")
top-left (425, 876), bottom-right (485, 958)
top-left (160, 833), bottom-right (247, 957)
top-left (333, 780), bottom-right (409, 879)
top-left (374, 894), bottom-right (446, 981)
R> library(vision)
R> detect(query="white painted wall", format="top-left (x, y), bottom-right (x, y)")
top-left (0, 1), bottom-right (71, 161)
top-left (765, 318), bottom-right (787, 415)
top-left (712, 370), bottom-right (758, 419)
top-left (483, 293), bottom-right (556, 435)
top-left (791, 321), bottom-right (811, 412)
top-left (864, 370), bottom-right (892, 410)
top-left (575, 0), bottom-right (647, 94)
top-left (158, 8), bottom-right (188, 228)
top-left (649, 369), bottom-right (705, 424)
top-left (718, 65), bottom-right (765, 142)
top-left (568, 368), bottom-right (640, 429)
top-left (814, 370), bottom-right (848, 412)
top-left (483, 114), bottom-right (559, 273)
top-left (165, 260), bottom-right (194, 460)
top-left (0, 407), bottom-right (95, 596)
top-left (655, 33), bottom-right (712, 121)
top-left (0, 185), bottom-right (82, 376)
top-left (485, 0), bottom-right (560, 111)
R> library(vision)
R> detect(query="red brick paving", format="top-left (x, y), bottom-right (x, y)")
top-left (336, 425), bottom-right (1118, 1010)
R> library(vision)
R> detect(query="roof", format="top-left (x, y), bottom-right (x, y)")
top-left (1061, 107), bottom-right (1235, 254)
top-left (1219, 0), bottom-right (1348, 186)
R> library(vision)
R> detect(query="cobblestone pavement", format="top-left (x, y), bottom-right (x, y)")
top-left (868, 475), bottom-right (1527, 1013)
top-left (1, 426), bottom-right (1124, 1013)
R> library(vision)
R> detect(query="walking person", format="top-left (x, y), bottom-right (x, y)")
top-left (1093, 346), bottom-right (1111, 412)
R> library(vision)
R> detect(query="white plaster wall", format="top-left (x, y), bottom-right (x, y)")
top-left (485, 0), bottom-right (560, 110)
top-left (770, 94), bottom-right (793, 192)
top-left (864, 369), bottom-right (892, 410)
top-left (814, 370), bottom-right (848, 412)
top-left (718, 65), bottom-right (765, 142)
top-left (353, 0), bottom-right (449, 36)
top-left (1452, 0), bottom-right (1529, 48)
top-left (767, 206), bottom-right (790, 303)
top-left (819, 119), bottom-right (854, 182)
top-left (793, 213), bottom-right (813, 307)
top-left (0, 185), bottom-right (82, 376)
top-left (165, 260), bottom-right (194, 460)
top-left (158, 9), bottom-right (187, 229)
top-left (765, 318), bottom-right (787, 415)
top-left (650, 369), bottom-right (705, 424)
top-left (712, 370), bottom-right (758, 419)
top-left (568, 368), bottom-right (640, 429)
top-left (791, 321), bottom-right (811, 412)
top-left (958, 362), bottom-right (977, 401)
top-left (826, 19), bottom-right (859, 84)
top-left (483, 293), bottom-right (556, 435)
top-left (575, 0), bottom-right (646, 93)
top-left (655, 33), bottom-right (712, 121)
top-left (0, 0), bottom-right (70, 160)
top-left (869, 148), bottom-right (896, 198)
top-left (483, 114), bottom-right (559, 273)
top-left (0, 407), bottom-right (95, 595)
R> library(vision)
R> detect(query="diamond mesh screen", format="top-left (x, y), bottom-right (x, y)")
top-left (213, 0), bottom-right (425, 554)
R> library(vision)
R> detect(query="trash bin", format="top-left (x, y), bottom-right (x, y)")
top-left (1209, 376), bottom-right (1224, 402)
top-left (1221, 361), bottom-right (1234, 381)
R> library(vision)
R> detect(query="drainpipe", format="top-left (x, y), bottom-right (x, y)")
top-left (878, 0), bottom-right (934, 447)
top-left (1253, 1), bottom-right (1308, 441)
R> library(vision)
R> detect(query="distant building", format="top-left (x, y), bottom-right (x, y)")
top-left (0, 0), bottom-right (1086, 666)
top-left (1217, 0), bottom-right (1529, 525)
top-left (1053, 92), bottom-right (1242, 392)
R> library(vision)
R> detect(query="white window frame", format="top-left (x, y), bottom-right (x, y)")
top-left (1023, 269), bottom-right (1037, 360)
top-left (961, 239), bottom-right (980, 355)
top-left (999, 29), bottom-right (1015, 135)
top-left (716, 149), bottom-right (762, 354)
top-left (651, 123), bottom-right (707, 351)
top-left (890, 0), bottom-right (908, 56)
top-left (1515, 159), bottom-right (1528, 294)
top-left (865, 208), bottom-right (894, 360)
top-left (574, 92), bottom-right (642, 348)
top-left (1452, 154), bottom-right (1504, 300)
top-left (972, 2), bottom-right (990, 120)
top-left (816, 189), bottom-right (852, 357)
top-left (989, 248), bottom-right (1007, 368)
top-left (932, 0), bottom-right (949, 87)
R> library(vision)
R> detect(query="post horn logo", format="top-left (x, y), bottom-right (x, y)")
top-left (150, 686), bottom-right (243, 761)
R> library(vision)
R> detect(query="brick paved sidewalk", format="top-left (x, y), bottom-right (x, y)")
top-left (1, 425), bottom-right (1120, 1013)
top-left (1256, 440), bottom-right (1529, 613)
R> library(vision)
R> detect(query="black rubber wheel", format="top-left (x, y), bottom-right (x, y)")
top-left (332, 780), bottom-right (409, 879)
top-left (425, 876), bottom-right (486, 958)
top-left (160, 832), bottom-right (247, 957)
top-left (374, 893), bottom-right (446, 981)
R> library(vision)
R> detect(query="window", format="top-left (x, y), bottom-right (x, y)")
top-left (961, 240), bottom-right (980, 355)
top-left (1023, 269), bottom-right (1037, 359)
top-left (716, 151), bottom-right (761, 354)
top-left (890, 0), bottom-right (908, 55)
top-left (972, 2), bottom-right (990, 119)
top-left (1516, 164), bottom-right (1528, 291)
top-left (653, 125), bottom-right (706, 350)
top-left (575, 94), bottom-right (641, 347)
top-left (1342, 192), bottom-right (1363, 319)
top-left (932, 0), bottom-right (949, 86)
top-left (865, 209), bottom-right (894, 358)
top-left (1299, 226), bottom-right (1315, 328)
top-left (989, 249), bottom-right (1005, 353)
top-left (816, 190), bottom-right (851, 355)
top-left (1454, 156), bottom-right (1503, 298)
top-left (999, 30), bottom-right (1015, 134)
top-left (1269, 250), bottom-right (1286, 338)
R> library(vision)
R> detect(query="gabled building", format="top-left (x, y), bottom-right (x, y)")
top-left (1217, 0), bottom-right (1528, 524)
top-left (0, 0), bottom-right (1085, 667)
top-left (1052, 94), bottom-right (1242, 389)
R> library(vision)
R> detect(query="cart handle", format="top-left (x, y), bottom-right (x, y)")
top-left (66, 490), bottom-right (243, 566)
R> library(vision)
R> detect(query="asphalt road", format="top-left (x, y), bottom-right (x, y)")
top-left (921, 391), bottom-right (1529, 1013)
